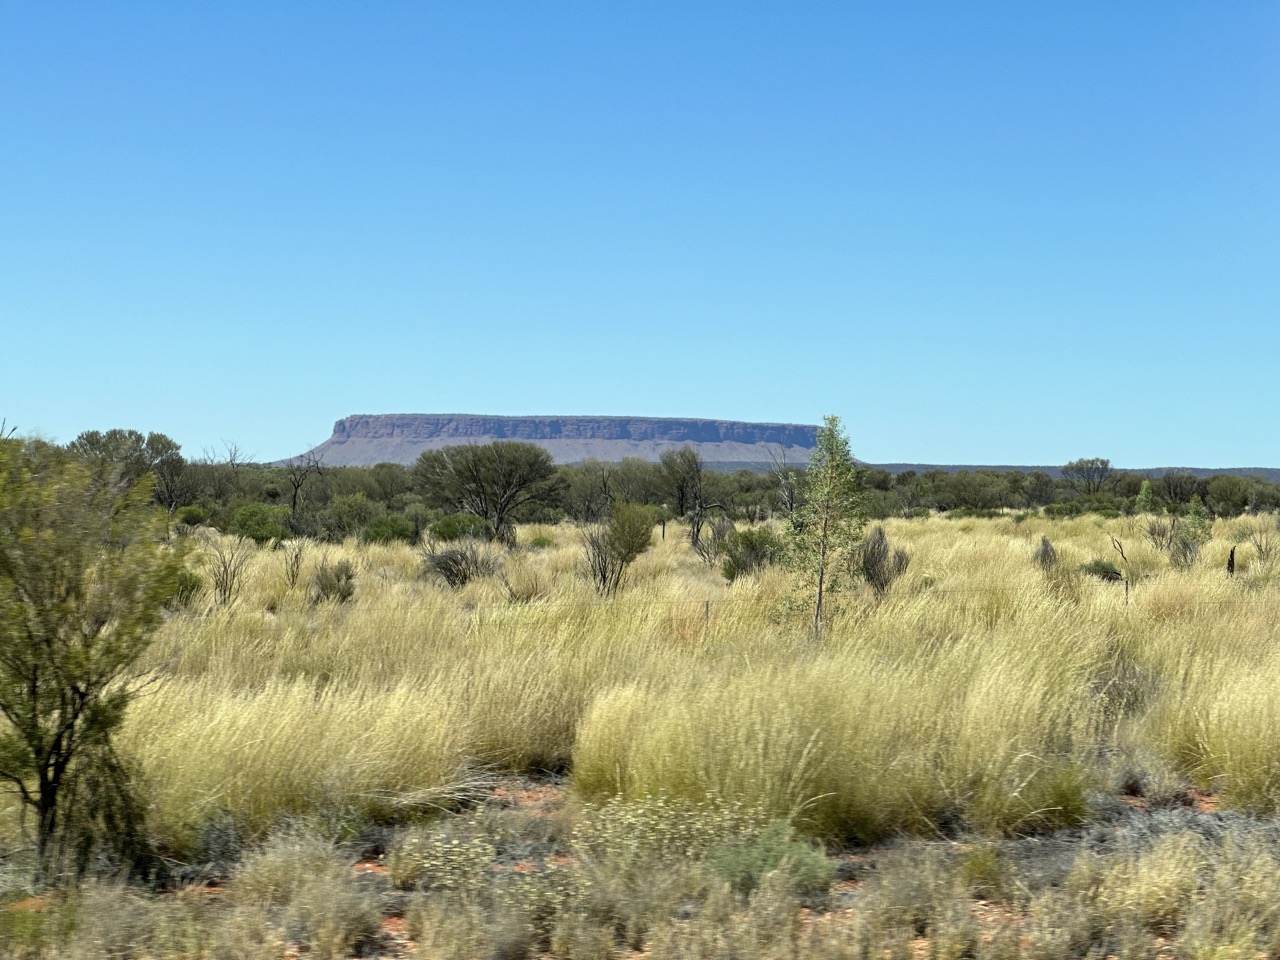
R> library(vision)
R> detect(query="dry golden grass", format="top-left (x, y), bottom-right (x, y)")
top-left (10, 510), bottom-right (1275, 854)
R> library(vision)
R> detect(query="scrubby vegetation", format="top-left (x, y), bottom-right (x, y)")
top-left (9, 427), bottom-right (1280, 955)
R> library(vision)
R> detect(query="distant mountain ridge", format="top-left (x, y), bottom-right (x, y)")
top-left (288, 414), bottom-right (1280, 480)
top-left (296, 414), bottom-right (819, 466)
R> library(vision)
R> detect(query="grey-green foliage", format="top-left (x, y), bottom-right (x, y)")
top-left (721, 526), bottom-right (785, 582)
top-left (1171, 495), bottom-right (1213, 568)
top-left (423, 539), bottom-right (501, 588)
top-left (1034, 536), bottom-right (1058, 571)
top-left (704, 819), bottom-right (833, 901)
top-left (309, 558), bottom-right (356, 604)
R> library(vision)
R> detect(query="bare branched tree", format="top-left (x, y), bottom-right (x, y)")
top-left (768, 446), bottom-right (803, 521)
top-left (284, 453), bottom-right (324, 517)
top-left (692, 515), bottom-right (736, 566)
top-left (203, 534), bottom-right (254, 606)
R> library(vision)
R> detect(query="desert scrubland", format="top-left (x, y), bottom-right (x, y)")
top-left (8, 513), bottom-right (1280, 957)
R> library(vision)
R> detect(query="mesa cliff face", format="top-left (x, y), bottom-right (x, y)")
top-left (297, 414), bottom-right (818, 467)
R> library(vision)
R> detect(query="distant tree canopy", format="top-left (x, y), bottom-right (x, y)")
top-left (30, 426), bottom-right (1280, 543)
top-left (1061, 457), bottom-right (1113, 496)
top-left (413, 441), bottom-right (558, 546)
top-left (69, 429), bottom-right (188, 510)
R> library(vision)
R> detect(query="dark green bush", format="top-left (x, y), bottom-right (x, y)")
top-left (362, 513), bottom-right (417, 544)
top-left (583, 502), bottom-right (655, 595)
top-left (176, 505), bottom-right (208, 527)
top-left (430, 512), bottom-right (492, 542)
top-left (169, 568), bottom-right (205, 609)
top-left (230, 503), bottom-right (290, 544)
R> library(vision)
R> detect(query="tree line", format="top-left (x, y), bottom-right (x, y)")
top-left (49, 431), bottom-right (1280, 547)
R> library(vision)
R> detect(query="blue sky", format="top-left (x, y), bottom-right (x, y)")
top-left (2, 3), bottom-right (1277, 466)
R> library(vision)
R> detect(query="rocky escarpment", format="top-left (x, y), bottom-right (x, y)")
top-left (296, 414), bottom-right (818, 467)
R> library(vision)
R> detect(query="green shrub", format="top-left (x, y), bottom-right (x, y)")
top-left (705, 819), bottom-right (833, 901)
top-left (230, 503), bottom-right (290, 544)
top-left (721, 527), bottom-right (784, 582)
top-left (169, 568), bottom-right (205, 609)
top-left (176, 505), bottom-right (208, 527)
top-left (320, 493), bottom-right (379, 542)
top-left (430, 512), bottom-right (491, 542)
top-left (362, 512), bottom-right (417, 544)
top-left (859, 525), bottom-right (910, 597)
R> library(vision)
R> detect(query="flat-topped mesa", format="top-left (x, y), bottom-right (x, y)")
top-left (299, 414), bottom-right (819, 467)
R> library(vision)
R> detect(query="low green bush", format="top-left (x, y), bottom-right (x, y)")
top-left (705, 819), bottom-right (833, 901)
top-left (430, 512), bottom-right (492, 542)
top-left (721, 527), bottom-right (784, 582)
top-left (362, 512), bottom-right (417, 544)
top-left (230, 503), bottom-right (290, 544)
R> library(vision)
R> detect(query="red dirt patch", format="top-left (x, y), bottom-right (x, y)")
top-left (1186, 789), bottom-right (1219, 814)
top-left (488, 778), bottom-right (566, 816)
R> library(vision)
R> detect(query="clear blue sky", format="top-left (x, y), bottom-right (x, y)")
top-left (2, 3), bottom-right (1277, 466)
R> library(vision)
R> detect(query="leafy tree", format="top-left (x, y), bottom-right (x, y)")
top-left (787, 415), bottom-right (864, 640)
top-left (413, 442), bottom-right (557, 547)
top-left (1205, 474), bottom-right (1251, 518)
top-left (1158, 470), bottom-right (1201, 507)
top-left (69, 429), bottom-right (190, 514)
top-left (1025, 471), bottom-right (1056, 507)
top-left (559, 459), bottom-right (618, 523)
top-left (0, 438), bottom-right (181, 883)
top-left (1061, 457), bottom-right (1113, 496)
top-left (1134, 479), bottom-right (1158, 515)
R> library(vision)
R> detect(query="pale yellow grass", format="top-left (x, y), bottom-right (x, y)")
top-left (31, 511), bottom-right (1280, 852)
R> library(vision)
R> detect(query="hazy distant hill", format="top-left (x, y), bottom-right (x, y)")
top-left (295, 414), bottom-right (819, 467)
top-left (288, 414), bottom-right (1280, 481)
